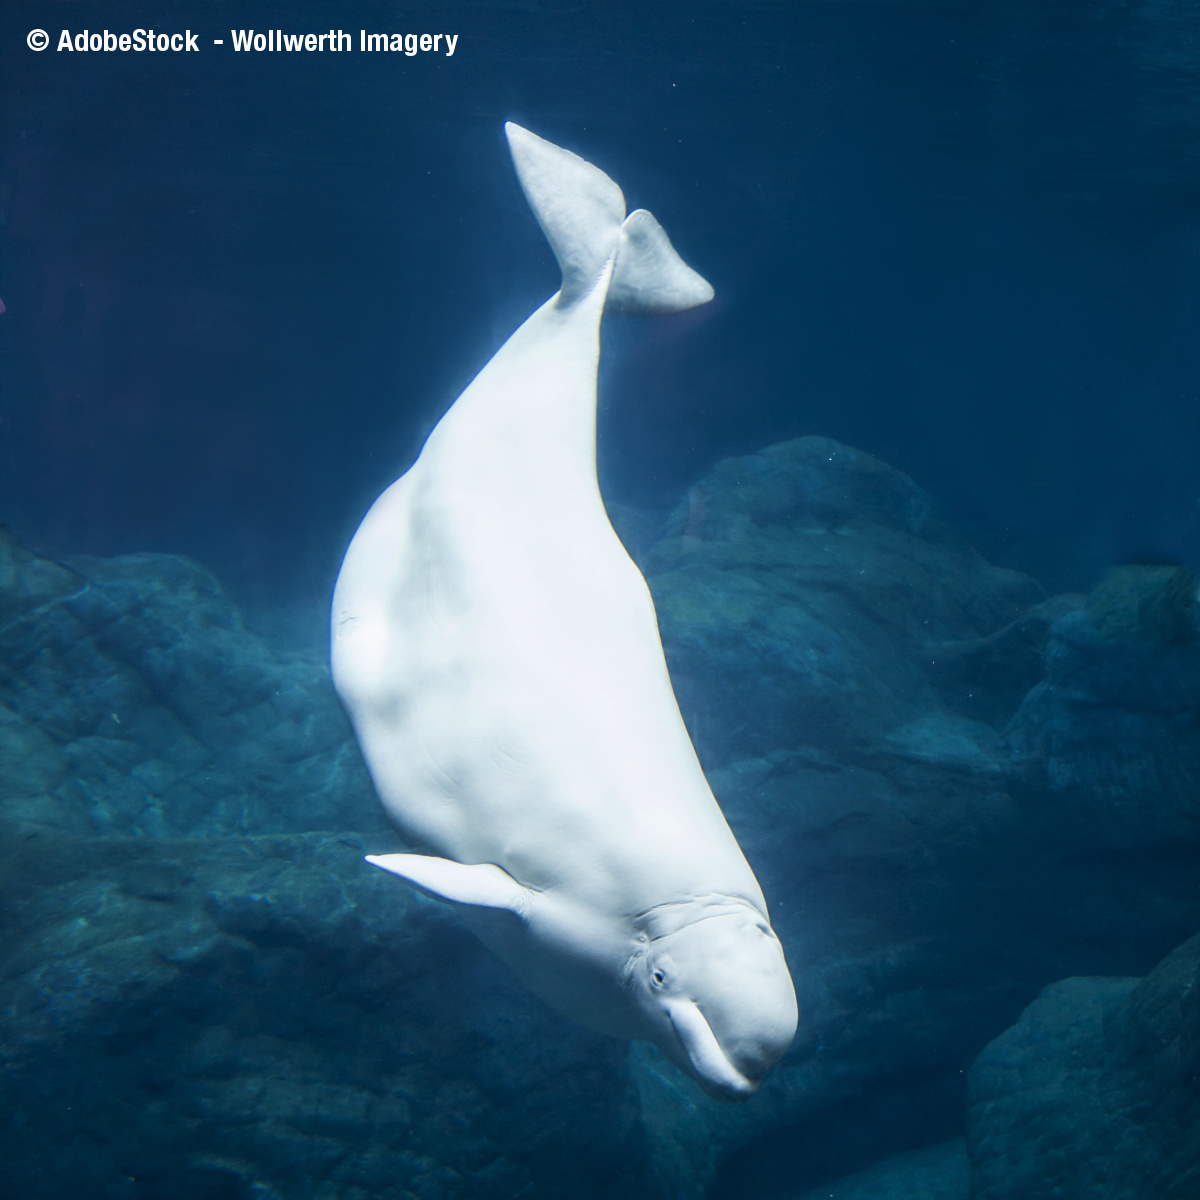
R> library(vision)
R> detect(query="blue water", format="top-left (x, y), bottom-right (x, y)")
top-left (1, 2), bottom-right (1198, 1198)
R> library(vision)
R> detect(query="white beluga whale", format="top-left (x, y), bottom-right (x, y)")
top-left (332, 123), bottom-right (797, 1100)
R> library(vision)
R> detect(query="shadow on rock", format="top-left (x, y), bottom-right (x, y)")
top-left (967, 931), bottom-right (1200, 1200)
top-left (4, 437), bottom-right (1200, 1199)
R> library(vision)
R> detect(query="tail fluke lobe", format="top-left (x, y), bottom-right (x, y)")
top-left (505, 122), bottom-right (626, 306)
top-left (608, 209), bottom-right (715, 315)
top-left (505, 122), bottom-right (713, 315)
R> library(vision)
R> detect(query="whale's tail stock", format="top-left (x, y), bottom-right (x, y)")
top-left (505, 122), bottom-right (715, 316)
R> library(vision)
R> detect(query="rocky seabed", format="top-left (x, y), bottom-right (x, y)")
top-left (2, 436), bottom-right (1197, 1199)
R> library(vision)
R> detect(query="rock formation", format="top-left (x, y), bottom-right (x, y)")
top-left (2, 435), bottom-right (1199, 1198)
top-left (967, 933), bottom-right (1200, 1200)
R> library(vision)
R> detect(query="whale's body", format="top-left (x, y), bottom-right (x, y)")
top-left (332, 125), bottom-right (797, 1099)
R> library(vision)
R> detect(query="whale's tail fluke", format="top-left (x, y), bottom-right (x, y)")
top-left (505, 122), bottom-right (714, 316)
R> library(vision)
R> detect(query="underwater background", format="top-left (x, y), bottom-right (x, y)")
top-left (1, 1), bottom-right (1198, 1197)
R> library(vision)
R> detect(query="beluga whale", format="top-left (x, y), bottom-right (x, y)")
top-left (332, 123), bottom-right (798, 1100)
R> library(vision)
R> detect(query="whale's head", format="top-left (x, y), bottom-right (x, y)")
top-left (632, 900), bottom-right (798, 1101)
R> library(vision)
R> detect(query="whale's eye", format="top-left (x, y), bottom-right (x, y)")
top-left (651, 969), bottom-right (665, 988)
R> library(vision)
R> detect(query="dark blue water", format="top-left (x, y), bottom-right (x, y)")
top-left (3, 0), bottom-right (1199, 611)
top-left (1, 4), bottom-right (1198, 1199)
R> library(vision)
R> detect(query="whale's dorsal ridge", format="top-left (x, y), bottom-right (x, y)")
top-left (505, 122), bottom-right (713, 316)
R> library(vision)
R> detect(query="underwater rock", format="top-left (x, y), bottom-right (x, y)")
top-left (0, 528), bottom-right (383, 839)
top-left (1002, 564), bottom-right (1200, 850)
top-left (0, 528), bottom-right (654, 1199)
top-left (632, 438), bottom-right (1043, 1191)
top-left (789, 1139), bottom-right (969, 1200)
top-left (646, 436), bottom-right (1043, 766)
top-left (6, 440), bottom-right (1200, 1199)
top-left (631, 442), bottom-right (1200, 1197)
top-left (925, 593), bottom-right (1086, 728)
top-left (966, 932), bottom-right (1200, 1200)
top-left (0, 828), bottom-right (650, 1200)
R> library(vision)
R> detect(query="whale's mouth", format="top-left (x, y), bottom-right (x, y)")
top-left (665, 997), bottom-right (758, 1102)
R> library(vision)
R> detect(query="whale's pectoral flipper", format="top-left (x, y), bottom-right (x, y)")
top-left (505, 122), bottom-right (714, 315)
top-left (366, 854), bottom-right (530, 912)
